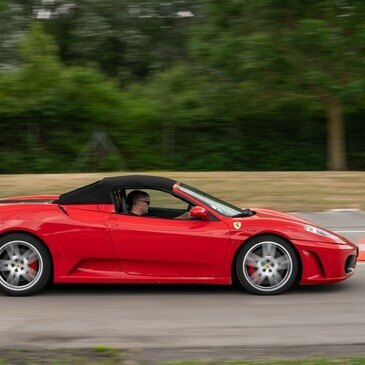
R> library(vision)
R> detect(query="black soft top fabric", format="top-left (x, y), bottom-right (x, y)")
top-left (57, 175), bottom-right (177, 205)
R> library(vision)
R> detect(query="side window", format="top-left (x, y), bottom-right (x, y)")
top-left (126, 189), bottom-right (189, 210)
top-left (148, 190), bottom-right (189, 210)
top-left (125, 189), bottom-right (192, 219)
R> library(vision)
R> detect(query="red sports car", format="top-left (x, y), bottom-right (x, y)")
top-left (0, 175), bottom-right (358, 296)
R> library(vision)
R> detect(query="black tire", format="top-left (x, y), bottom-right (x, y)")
top-left (0, 233), bottom-right (51, 296)
top-left (235, 235), bottom-right (298, 295)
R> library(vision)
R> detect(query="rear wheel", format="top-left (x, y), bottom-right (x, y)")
top-left (0, 233), bottom-right (51, 296)
top-left (236, 235), bottom-right (298, 295)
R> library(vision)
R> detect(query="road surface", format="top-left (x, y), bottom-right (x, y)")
top-left (0, 211), bottom-right (364, 363)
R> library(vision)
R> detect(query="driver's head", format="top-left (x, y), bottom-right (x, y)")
top-left (127, 190), bottom-right (150, 215)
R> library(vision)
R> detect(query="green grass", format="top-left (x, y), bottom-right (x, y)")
top-left (0, 355), bottom-right (365, 365)
top-left (0, 348), bottom-right (122, 365)
top-left (92, 345), bottom-right (120, 355)
top-left (162, 360), bottom-right (365, 365)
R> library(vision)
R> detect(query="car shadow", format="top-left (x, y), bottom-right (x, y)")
top-left (289, 279), bottom-right (359, 295)
top-left (40, 279), bottom-right (358, 297)
top-left (44, 283), bottom-right (243, 296)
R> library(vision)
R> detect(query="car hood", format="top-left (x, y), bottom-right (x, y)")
top-left (251, 208), bottom-right (311, 225)
top-left (226, 207), bottom-right (348, 243)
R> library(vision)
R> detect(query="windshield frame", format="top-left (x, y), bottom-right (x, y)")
top-left (177, 183), bottom-right (243, 217)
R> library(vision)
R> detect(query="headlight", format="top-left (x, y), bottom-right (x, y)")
top-left (304, 225), bottom-right (336, 238)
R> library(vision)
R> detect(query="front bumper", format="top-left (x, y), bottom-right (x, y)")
top-left (292, 239), bottom-right (358, 285)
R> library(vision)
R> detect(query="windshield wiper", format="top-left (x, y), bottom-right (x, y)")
top-left (231, 208), bottom-right (255, 218)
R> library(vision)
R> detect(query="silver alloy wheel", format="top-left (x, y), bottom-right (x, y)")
top-left (242, 240), bottom-right (293, 292)
top-left (0, 240), bottom-right (44, 291)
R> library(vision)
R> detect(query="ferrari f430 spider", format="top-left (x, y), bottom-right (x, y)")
top-left (0, 175), bottom-right (358, 296)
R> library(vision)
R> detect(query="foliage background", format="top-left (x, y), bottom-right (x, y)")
top-left (0, 0), bottom-right (364, 173)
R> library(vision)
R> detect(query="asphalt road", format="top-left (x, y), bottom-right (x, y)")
top-left (0, 266), bottom-right (364, 361)
top-left (0, 212), bottom-right (364, 363)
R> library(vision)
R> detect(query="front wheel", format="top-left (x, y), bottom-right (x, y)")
top-left (236, 235), bottom-right (298, 295)
top-left (0, 233), bottom-right (51, 296)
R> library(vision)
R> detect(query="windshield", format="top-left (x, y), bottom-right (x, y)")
top-left (177, 183), bottom-right (243, 217)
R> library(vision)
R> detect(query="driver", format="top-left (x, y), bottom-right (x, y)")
top-left (127, 190), bottom-right (150, 216)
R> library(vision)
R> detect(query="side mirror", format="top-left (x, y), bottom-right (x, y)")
top-left (189, 206), bottom-right (209, 221)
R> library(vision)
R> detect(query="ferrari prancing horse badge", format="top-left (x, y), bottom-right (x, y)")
top-left (233, 222), bottom-right (241, 230)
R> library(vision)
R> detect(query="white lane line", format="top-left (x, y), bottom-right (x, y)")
top-left (334, 230), bottom-right (365, 233)
top-left (328, 208), bottom-right (361, 212)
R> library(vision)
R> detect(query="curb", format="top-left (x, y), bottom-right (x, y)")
top-left (358, 241), bottom-right (365, 261)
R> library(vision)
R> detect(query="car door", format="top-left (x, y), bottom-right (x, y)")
top-left (47, 204), bottom-right (118, 280)
top-left (108, 190), bottom-right (230, 277)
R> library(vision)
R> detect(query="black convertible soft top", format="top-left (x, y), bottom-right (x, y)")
top-left (57, 175), bottom-right (177, 205)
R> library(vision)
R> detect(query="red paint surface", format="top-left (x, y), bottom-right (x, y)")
top-left (0, 187), bottom-right (359, 286)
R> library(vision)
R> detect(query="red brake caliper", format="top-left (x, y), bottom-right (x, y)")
top-left (247, 260), bottom-right (256, 275)
top-left (29, 260), bottom-right (39, 272)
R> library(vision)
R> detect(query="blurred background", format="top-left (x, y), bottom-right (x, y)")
top-left (0, 0), bottom-right (364, 174)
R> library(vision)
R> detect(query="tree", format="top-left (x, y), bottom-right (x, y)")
top-left (190, 0), bottom-right (365, 170)
top-left (0, 23), bottom-right (128, 172)
top-left (42, 0), bottom-right (201, 85)
top-left (0, 0), bottom-right (200, 83)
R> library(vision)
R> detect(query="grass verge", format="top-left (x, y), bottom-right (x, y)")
top-left (0, 351), bottom-right (365, 365)
top-left (0, 171), bottom-right (364, 211)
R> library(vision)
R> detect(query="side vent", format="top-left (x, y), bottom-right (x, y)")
top-left (345, 255), bottom-right (357, 274)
